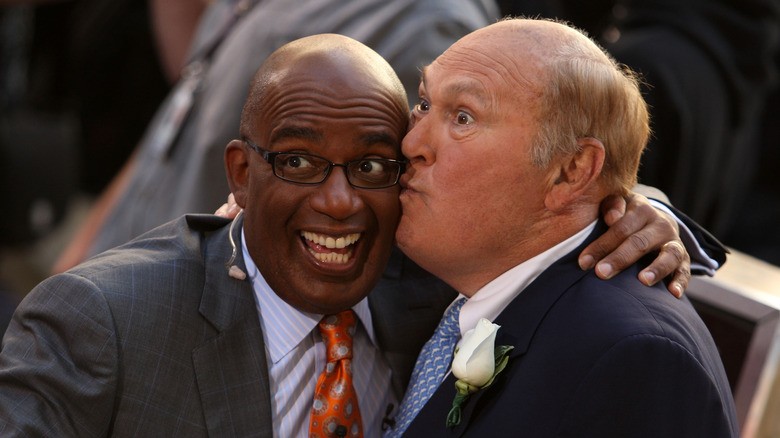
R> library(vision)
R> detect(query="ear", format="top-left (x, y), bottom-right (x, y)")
top-left (544, 138), bottom-right (605, 211)
top-left (224, 139), bottom-right (250, 209)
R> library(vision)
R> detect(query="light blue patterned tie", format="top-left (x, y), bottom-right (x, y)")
top-left (386, 297), bottom-right (467, 437)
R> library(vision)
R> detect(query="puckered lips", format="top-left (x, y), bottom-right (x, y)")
top-left (301, 231), bottom-right (362, 266)
top-left (398, 171), bottom-right (418, 198)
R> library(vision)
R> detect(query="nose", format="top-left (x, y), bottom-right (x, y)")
top-left (309, 166), bottom-right (363, 220)
top-left (402, 113), bottom-right (435, 165)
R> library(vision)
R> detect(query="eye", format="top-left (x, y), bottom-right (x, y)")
top-left (456, 111), bottom-right (474, 125)
top-left (357, 160), bottom-right (385, 175)
top-left (274, 153), bottom-right (326, 181)
top-left (281, 154), bottom-right (313, 169)
top-left (349, 159), bottom-right (401, 187)
top-left (415, 99), bottom-right (431, 113)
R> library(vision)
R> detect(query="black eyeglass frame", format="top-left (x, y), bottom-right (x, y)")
top-left (242, 137), bottom-right (406, 189)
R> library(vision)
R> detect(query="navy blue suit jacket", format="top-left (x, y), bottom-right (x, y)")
top-left (403, 222), bottom-right (738, 437)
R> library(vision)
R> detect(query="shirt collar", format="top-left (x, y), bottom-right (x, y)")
top-left (240, 230), bottom-right (376, 364)
top-left (459, 221), bottom-right (597, 336)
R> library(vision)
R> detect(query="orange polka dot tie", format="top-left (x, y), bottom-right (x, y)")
top-left (309, 310), bottom-right (363, 438)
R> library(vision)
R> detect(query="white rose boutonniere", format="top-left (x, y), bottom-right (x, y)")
top-left (446, 318), bottom-right (514, 428)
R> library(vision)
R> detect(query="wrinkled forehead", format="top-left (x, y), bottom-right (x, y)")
top-left (423, 35), bottom-right (544, 109)
top-left (255, 52), bottom-right (409, 148)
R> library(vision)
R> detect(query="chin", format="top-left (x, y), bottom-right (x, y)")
top-left (395, 224), bottom-right (419, 257)
top-left (314, 297), bottom-right (365, 315)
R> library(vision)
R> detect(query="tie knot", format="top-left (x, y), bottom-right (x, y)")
top-left (319, 310), bottom-right (356, 362)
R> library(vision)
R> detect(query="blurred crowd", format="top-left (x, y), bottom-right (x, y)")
top-left (1, 0), bottom-right (778, 333)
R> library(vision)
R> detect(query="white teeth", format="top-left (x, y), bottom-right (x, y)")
top-left (309, 249), bottom-right (354, 264)
top-left (300, 231), bottom-right (361, 264)
top-left (301, 231), bottom-right (360, 249)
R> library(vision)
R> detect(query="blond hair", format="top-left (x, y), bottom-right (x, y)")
top-left (527, 19), bottom-right (649, 196)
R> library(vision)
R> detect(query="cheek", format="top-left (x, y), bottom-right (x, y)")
top-left (243, 182), bottom-right (300, 245)
top-left (427, 159), bottom-right (499, 239)
top-left (435, 155), bottom-right (485, 205)
top-left (368, 190), bottom-right (401, 241)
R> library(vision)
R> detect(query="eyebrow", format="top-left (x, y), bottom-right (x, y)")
top-left (270, 126), bottom-right (323, 145)
top-left (271, 126), bottom-right (397, 151)
top-left (421, 66), bottom-right (488, 105)
top-left (360, 132), bottom-right (398, 149)
top-left (445, 82), bottom-right (488, 103)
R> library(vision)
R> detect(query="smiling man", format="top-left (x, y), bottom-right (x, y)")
top-left (0, 33), bottom-right (719, 438)
top-left (220, 35), bottom-right (413, 437)
top-left (0, 33), bottom-right (417, 438)
top-left (225, 38), bottom-right (409, 317)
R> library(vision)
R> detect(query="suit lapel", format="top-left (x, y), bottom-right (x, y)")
top-left (369, 247), bottom-right (458, 402)
top-left (406, 222), bottom-right (608, 436)
top-left (190, 214), bottom-right (274, 437)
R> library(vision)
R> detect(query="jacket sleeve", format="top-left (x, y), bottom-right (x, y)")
top-left (0, 273), bottom-right (119, 437)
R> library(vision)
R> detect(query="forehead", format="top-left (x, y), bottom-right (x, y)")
top-left (254, 58), bottom-right (408, 151)
top-left (422, 37), bottom-right (543, 109)
top-left (422, 61), bottom-right (489, 100)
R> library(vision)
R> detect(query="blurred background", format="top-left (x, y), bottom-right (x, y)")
top-left (1, 0), bottom-right (205, 303)
top-left (2, 0), bottom-right (778, 296)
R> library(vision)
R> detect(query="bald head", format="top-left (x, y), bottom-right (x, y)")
top-left (225, 34), bottom-right (411, 315)
top-left (459, 18), bottom-right (607, 63)
top-left (439, 18), bottom-right (649, 195)
top-left (240, 34), bottom-right (409, 136)
top-left (394, 18), bottom-right (648, 292)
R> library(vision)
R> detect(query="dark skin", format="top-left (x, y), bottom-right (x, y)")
top-left (581, 195), bottom-right (689, 297)
top-left (221, 35), bottom-right (690, 317)
top-left (224, 34), bottom-right (410, 315)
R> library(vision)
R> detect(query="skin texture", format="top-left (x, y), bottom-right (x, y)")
top-left (395, 31), bottom-right (560, 294)
top-left (224, 34), bottom-right (409, 314)
top-left (396, 19), bottom-right (677, 296)
top-left (582, 192), bottom-right (689, 297)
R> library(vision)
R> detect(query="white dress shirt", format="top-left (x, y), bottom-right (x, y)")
top-left (241, 232), bottom-right (395, 438)
top-left (459, 200), bottom-right (719, 332)
top-left (458, 221), bottom-right (598, 340)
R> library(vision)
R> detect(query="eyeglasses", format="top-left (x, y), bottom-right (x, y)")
top-left (243, 138), bottom-right (405, 189)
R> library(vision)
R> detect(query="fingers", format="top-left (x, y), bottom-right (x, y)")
top-left (579, 192), bottom-right (691, 298)
top-left (578, 198), bottom-right (655, 273)
top-left (214, 203), bottom-right (230, 217)
top-left (583, 226), bottom-right (652, 278)
top-left (639, 241), bottom-right (689, 298)
top-left (214, 193), bottom-right (242, 219)
top-left (667, 266), bottom-right (691, 298)
top-left (599, 194), bottom-right (627, 226)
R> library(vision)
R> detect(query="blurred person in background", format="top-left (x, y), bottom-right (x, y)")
top-left (498, 0), bottom-right (780, 263)
top-left (0, 0), bottom-right (203, 331)
top-left (52, 0), bottom-right (502, 274)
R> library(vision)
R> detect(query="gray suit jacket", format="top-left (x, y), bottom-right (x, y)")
top-left (0, 215), bottom-right (455, 437)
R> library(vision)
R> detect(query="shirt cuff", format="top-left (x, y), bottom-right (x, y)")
top-left (648, 199), bottom-right (719, 276)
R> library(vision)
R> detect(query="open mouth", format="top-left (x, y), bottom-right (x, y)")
top-left (301, 231), bottom-right (361, 264)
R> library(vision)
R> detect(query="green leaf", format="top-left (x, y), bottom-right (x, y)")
top-left (455, 379), bottom-right (479, 395)
top-left (482, 345), bottom-right (514, 389)
top-left (446, 392), bottom-right (470, 427)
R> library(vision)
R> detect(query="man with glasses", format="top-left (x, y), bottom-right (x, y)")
top-left (0, 34), bottom-right (717, 437)
top-left (242, 138), bottom-right (406, 190)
